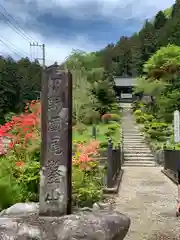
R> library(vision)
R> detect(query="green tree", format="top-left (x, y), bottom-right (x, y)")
top-left (154, 11), bottom-right (167, 29)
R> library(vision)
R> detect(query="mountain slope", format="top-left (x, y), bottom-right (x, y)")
top-left (93, 1), bottom-right (179, 78)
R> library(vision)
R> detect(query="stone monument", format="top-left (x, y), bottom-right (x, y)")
top-left (39, 64), bottom-right (72, 216)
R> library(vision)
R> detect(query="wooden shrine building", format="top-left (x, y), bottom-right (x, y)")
top-left (114, 76), bottom-right (137, 102)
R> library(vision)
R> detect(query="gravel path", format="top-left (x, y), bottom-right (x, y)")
top-left (114, 166), bottom-right (180, 240)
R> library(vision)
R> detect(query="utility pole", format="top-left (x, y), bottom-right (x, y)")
top-left (30, 42), bottom-right (46, 100)
top-left (30, 42), bottom-right (45, 69)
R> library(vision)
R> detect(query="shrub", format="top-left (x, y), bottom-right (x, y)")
top-left (76, 124), bottom-right (87, 135)
top-left (99, 140), bottom-right (108, 150)
top-left (14, 161), bottom-right (40, 202)
top-left (136, 115), bottom-right (146, 123)
top-left (134, 109), bottom-right (143, 116)
top-left (109, 114), bottom-right (120, 122)
top-left (101, 113), bottom-right (120, 123)
top-left (0, 156), bottom-right (23, 210)
top-left (143, 113), bottom-right (154, 122)
top-left (101, 114), bottom-right (111, 123)
top-left (0, 177), bottom-right (22, 210)
top-left (72, 140), bottom-right (104, 207)
top-left (4, 112), bottom-right (16, 123)
top-left (109, 103), bottom-right (120, 114)
top-left (144, 122), bottom-right (151, 132)
top-left (146, 122), bottom-right (169, 140)
top-left (82, 110), bottom-right (100, 125)
top-left (132, 100), bottom-right (139, 112)
top-left (135, 112), bottom-right (154, 124)
top-left (108, 123), bottom-right (119, 132)
top-left (72, 167), bottom-right (103, 207)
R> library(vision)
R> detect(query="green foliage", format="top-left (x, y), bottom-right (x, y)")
top-left (154, 11), bottom-right (167, 29)
top-left (134, 109), bottom-right (143, 117)
top-left (92, 80), bottom-right (116, 115)
top-left (134, 43), bottom-right (180, 131)
top-left (104, 123), bottom-right (119, 137)
top-left (99, 140), bottom-right (108, 150)
top-left (72, 165), bottom-right (104, 207)
top-left (101, 113), bottom-right (120, 124)
top-left (75, 124), bottom-right (88, 135)
top-left (146, 122), bottom-right (169, 140)
top-left (108, 103), bottom-right (120, 114)
top-left (0, 156), bottom-right (22, 210)
top-left (163, 7), bottom-right (172, 18)
top-left (135, 113), bottom-right (155, 124)
top-left (157, 89), bottom-right (180, 122)
top-left (4, 112), bottom-right (16, 122)
top-left (143, 44), bottom-right (180, 80)
top-left (87, 2), bottom-right (180, 79)
top-left (82, 110), bottom-right (100, 125)
top-left (109, 114), bottom-right (120, 122)
top-left (14, 161), bottom-right (40, 202)
top-left (0, 57), bottom-right (41, 123)
top-left (64, 50), bottom-right (118, 122)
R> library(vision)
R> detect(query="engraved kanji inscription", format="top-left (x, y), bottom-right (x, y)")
top-left (48, 117), bottom-right (62, 132)
top-left (48, 78), bottom-right (62, 96)
top-left (45, 188), bottom-right (63, 201)
top-left (50, 136), bottom-right (62, 155)
top-left (48, 96), bottom-right (63, 117)
top-left (46, 162), bottom-right (66, 184)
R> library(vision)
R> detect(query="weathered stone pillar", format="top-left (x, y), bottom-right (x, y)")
top-left (39, 64), bottom-right (72, 216)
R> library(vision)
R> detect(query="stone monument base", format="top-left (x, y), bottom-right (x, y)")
top-left (0, 203), bottom-right (130, 240)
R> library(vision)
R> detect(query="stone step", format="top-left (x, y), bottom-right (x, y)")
top-left (124, 153), bottom-right (153, 157)
top-left (123, 141), bottom-right (148, 145)
top-left (124, 150), bottom-right (153, 156)
top-left (123, 125), bottom-right (139, 127)
top-left (123, 135), bottom-right (144, 138)
top-left (123, 133), bottom-right (141, 136)
top-left (123, 140), bottom-right (146, 143)
top-left (123, 135), bottom-right (143, 138)
top-left (122, 130), bottom-right (140, 132)
top-left (124, 148), bottom-right (151, 152)
top-left (123, 142), bottom-right (148, 148)
top-left (123, 162), bottom-right (157, 167)
top-left (123, 139), bottom-right (145, 142)
top-left (124, 156), bottom-right (154, 161)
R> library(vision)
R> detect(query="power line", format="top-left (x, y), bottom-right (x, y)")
top-left (0, 3), bottom-right (37, 43)
top-left (0, 3), bottom-right (47, 62)
top-left (0, 38), bottom-right (26, 58)
top-left (0, 6), bottom-right (37, 44)
top-left (0, 36), bottom-right (29, 57)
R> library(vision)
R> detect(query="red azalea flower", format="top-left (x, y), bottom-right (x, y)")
top-left (16, 161), bottom-right (24, 167)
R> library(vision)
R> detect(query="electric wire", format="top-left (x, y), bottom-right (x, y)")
top-left (0, 35), bottom-right (29, 57)
top-left (0, 3), bottom-right (46, 63)
top-left (0, 38), bottom-right (26, 58)
top-left (0, 3), bottom-right (37, 43)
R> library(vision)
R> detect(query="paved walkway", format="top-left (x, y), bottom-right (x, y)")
top-left (115, 166), bottom-right (180, 240)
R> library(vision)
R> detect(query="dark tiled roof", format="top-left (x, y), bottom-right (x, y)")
top-left (114, 77), bottom-right (137, 87)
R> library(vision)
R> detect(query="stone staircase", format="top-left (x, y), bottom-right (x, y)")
top-left (121, 107), bottom-right (156, 167)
